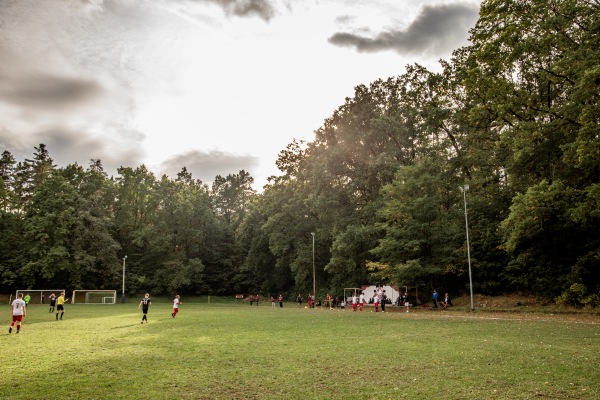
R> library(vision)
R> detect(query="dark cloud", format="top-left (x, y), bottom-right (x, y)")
top-left (189, 0), bottom-right (276, 21)
top-left (328, 3), bottom-right (480, 57)
top-left (159, 150), bottom-right (259, 183)
top-left (334, 15), bottom-right (356, 25)
top-left (0, 74), bottom-right (103, 112)
top-left (0, 125), bottom-right (145, 177)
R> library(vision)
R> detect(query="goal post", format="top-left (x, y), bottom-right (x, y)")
top-left (72, 290), bottom-right (117, 304)
top-left (15, 289), bottom-right (65, 305)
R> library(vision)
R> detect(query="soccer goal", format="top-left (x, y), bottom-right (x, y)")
top-left (72, 290), bottom-right (117, 304)
top-left (15, 289), bottom-right (65, 305)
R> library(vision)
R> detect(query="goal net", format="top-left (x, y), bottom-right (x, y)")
top-left (72, 290), bottom-right (117, 304)
top-left (15, 289), bottom-right (65, 305)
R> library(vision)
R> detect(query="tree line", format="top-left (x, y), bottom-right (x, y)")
top-left (1, 0), bottom-right (598, 306)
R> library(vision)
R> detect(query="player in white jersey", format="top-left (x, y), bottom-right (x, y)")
top-left (359, 292), bottom-right (365, 311)
top-left (9, 293), bottom-right (27, 333)
top-left (172, 295), bottom-right (181, 318)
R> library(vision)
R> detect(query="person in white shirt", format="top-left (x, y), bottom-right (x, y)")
top-left (172, 295), bottom-right (181, 318)
top-left (9, 293), bottom-right (26, 334)
top-left (352, 294), bottom-right (358, 311)
top-left (359, 292), bottom-right (365, 311)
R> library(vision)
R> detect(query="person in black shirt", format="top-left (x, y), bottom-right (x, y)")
top-left (49, 293), bottom-right (57, 313)
top-left (138, 293), bottom-right (151, 323)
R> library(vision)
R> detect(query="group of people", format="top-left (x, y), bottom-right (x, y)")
top-left (9, 291), bottom-right (181, 333)
top-left (246, 294), bottom-right (261, 306)
top-left (432, 290), bottom-right (452, 309)
top-left (9, 288), bottom-right (454, 333)
top-left (350, 291), bottom-right (366, 311)
top-left (373, 287), bottom-right (391, 312)
top-left (270, 295), bottom-right (284, 308)
top-left (137, 294), bottom-right (181, 323)
top-left (293, 293), bottom-right (340, 309)
top-left (9, 291), bottom-right (67, 334)
top-left (240, 289), bottom-right (453, 312)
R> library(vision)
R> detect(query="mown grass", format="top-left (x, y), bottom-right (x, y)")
top-left (1, 301), bottom-right (599, 399)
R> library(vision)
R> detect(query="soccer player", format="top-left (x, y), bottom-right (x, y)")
top-left (9, 293), bottom-right (26, 333)
top-left (138, 293), bottom-right (151, 323)
top-left (172, 295), bottom-right (181, 318)
top-left (24, 293), bottom-right (31, 307)
top-left (49, 293), bottom-right (57, 313)
top-left (359, 291), bottom-right (365, 311)
top-left (56, 292), bottom-right (67, 320)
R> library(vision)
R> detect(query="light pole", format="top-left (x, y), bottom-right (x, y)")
top-left (121, 255), bottom-right (127, 304)
top-left (311, 232), bottom-right (316, 303)
top-left (459, 185), bottom-right (474, 311)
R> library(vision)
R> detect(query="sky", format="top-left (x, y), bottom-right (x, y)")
top-left (0, 0), bottom-right (481, 190)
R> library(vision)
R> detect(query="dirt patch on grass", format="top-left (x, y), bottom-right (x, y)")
top-left (421, 293), bottom-right (600, 323)
top-left (453, 293), bottom-right (542, 308)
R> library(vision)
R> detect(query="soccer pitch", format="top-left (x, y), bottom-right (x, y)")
top-left (1, 302), bottom-right (599, 399)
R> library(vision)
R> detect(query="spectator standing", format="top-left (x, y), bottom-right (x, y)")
top-left (278, 294), bottom-right (283, 308)
top-left (433, 290), bottom-right (439, 308)
top-left (271, 296), bottom-right (276, 308)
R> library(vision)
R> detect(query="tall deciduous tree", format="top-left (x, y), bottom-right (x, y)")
top-left (465, 0), bottom-right (600, 296)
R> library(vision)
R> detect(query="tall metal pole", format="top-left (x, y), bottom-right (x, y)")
top-left (121, 255), bottom-right (127, 304)
top-left (311, 232), bottom-right (316, 302)
top-left (460, 185), bottom-right (474, 311)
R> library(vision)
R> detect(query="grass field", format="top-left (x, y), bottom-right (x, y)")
top-left (1, 299), bottom-right (599, 400)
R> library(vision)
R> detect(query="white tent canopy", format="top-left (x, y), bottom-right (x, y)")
top-left (361, 285), bottom-right (400, 303)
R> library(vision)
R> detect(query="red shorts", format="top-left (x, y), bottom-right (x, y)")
top-left (12, 315), bottom-right (23, 323)
top-left (352, 303), bottom-right (357, 310)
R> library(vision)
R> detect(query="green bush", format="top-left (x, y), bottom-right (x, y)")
top-left (556, 283), bottom-right (600, 308)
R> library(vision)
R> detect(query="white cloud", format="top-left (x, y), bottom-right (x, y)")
top-left (0, 0), bottom-right (481, 189)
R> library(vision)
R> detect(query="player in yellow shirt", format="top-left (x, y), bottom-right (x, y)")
top-left (56, 292), bottom-right (68, 320)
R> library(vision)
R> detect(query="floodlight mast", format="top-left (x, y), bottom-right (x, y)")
top-left (459, 185), bottom-right (475, 311)
top-left (311, 232), bottom-right (316, 303)
top-left (121, 255), bottom-right (127, 304)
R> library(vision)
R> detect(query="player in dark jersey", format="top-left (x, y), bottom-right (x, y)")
top-left (49, 293), bottom-right (57, 313)
top-left (138, 293), bottom-right (151, 323)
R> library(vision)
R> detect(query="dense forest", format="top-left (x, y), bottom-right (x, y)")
top-left (1, 0), bottom-right (598, 306)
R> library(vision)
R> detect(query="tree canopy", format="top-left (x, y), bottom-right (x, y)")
top-left (1, 0), bottom-right (598, 305)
